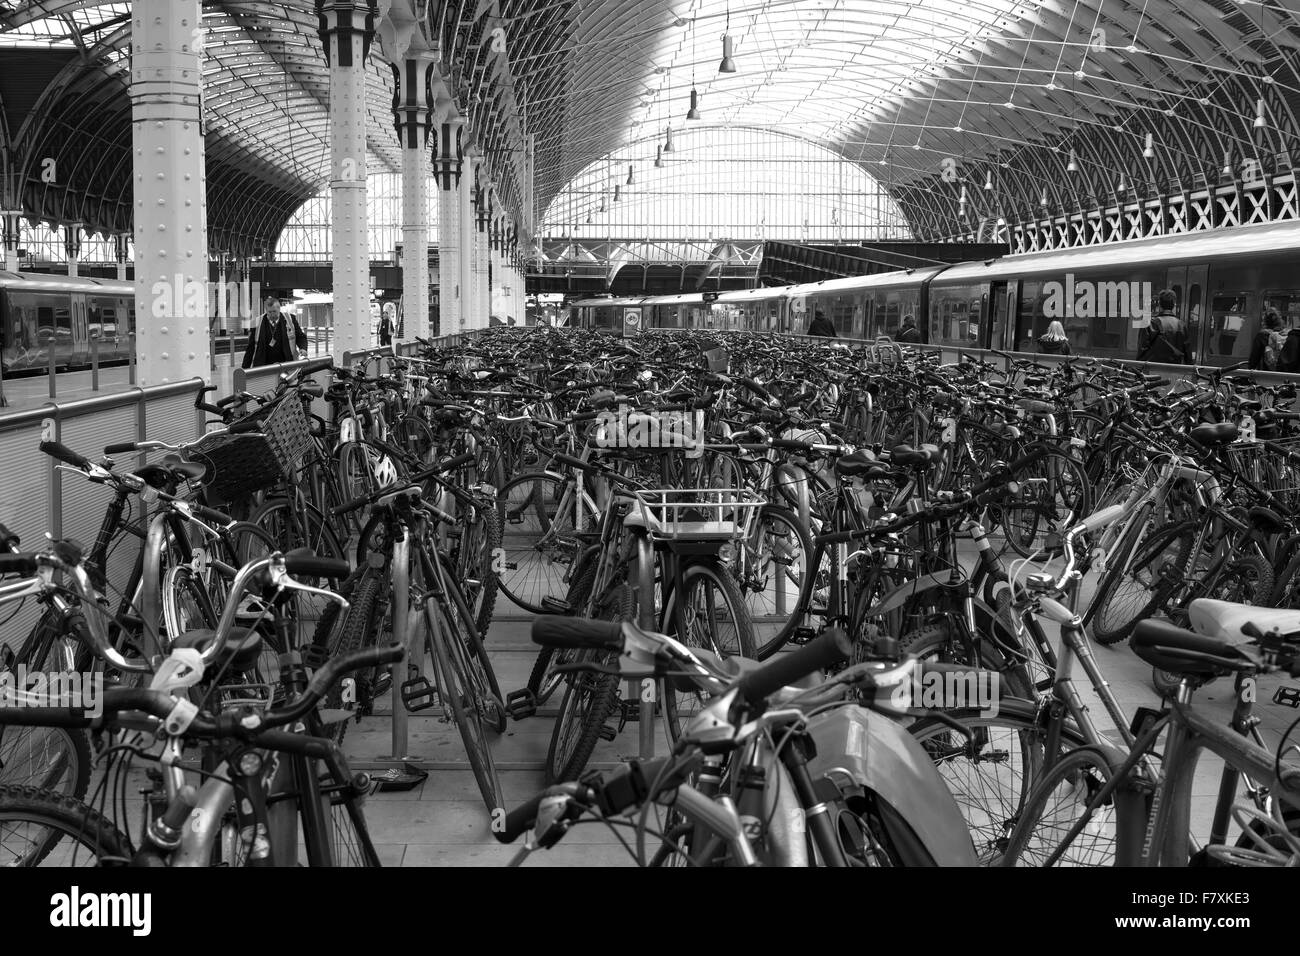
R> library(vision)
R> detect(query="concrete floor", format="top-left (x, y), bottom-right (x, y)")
top-left (347, 562), bottom-right (1300, 867)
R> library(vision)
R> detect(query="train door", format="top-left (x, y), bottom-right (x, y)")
top-left (1165, 265), bottom-right (1207, 362)
top-left (987, 281), bottom-right (1009, 350)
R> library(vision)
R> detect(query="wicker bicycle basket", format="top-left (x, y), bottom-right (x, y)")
top-left (189, 393), bottom-right (312, 504)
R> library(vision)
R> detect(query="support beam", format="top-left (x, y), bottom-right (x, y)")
top-left (63, 223), bottom-right (82, 278)
top-left (2, 211), bottom-right (21, 272)
top-left (393, 52), bottom-right (436, 342)
top-left (435, 111), bottom-right (462, 333)
top-left (130, 1), bottom-right (209, 386)
top-left (318, 0), bottom-right (378, 358)
top-left (459, 148), bottom-right (479, 329)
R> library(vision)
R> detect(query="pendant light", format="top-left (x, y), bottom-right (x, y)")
top-left (984, 169), bottom-right (993, 190)
top-left (1143, 132), bottom-right (1155, 159)
top-left (626, 164), bottom-right (635, 186)
top-left (1255, 97), bottom-right (1267, 129)
top-left (719, 34), bottom-right (736, 73)
top-left (686, 87), bottom-right (701, 121)
top-left (664, 125), bottom-right (675, 153)
top-left (614, 184), bottom-right (621, 202)
top-left (1040, 189), bottom-right (1049, 207)
top-left (1223, 149), bottom-right (1233, 177)
top-left (1066, 148), bottom-right (1078, 173)
top-left (654, 145), bottom-right (664, 168)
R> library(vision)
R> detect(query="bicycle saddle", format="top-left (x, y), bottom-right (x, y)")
top-left (889, 443), bottom-right (942, 469)
top-left (1247, 505), bottom-right (1289, 534)
top-left (1130, 619), bottom-right (1251, 680)
top-left (834, 449), bottom-right (886, 479)
top-left (171, 626), bottom-right (264, 675)
top-left (1187, 599), bottom-right (1300, 643)
top-left (1189, 421), bottom-right (1238, 445)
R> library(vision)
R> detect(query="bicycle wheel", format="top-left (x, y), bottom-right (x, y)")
top-left (661, 560), bottom-right (756, 743)
top-left (525, 547), bottom-right (597, 704)
top-left (337, 440), bottom-right (375, 502)
top-left (497, 472), bottom-right (586, 613)
top-left (248, 497), bottom-right (348, 646)
top-left (998, 445), bottom-right (1092, 559)
top-left (1090, 521), bottom-right (1193, 645)
top-left (998, 745), bottom-right (1120, 867)
top-left (309, 568), bottom-right (383, 746)
top-left (735, 504), bottom-right (813, 659)
top-left (5, 613), bottom-right (93, 799)
top-left (457, 498), bottom-right (503, 639)
top-left (545, 580), bottom-right (629, 784)
top-left (907, 697), bottom-right (1087, 866)
top-left (425, 564), bottom-right (504, 814)
top-left (0, 784), bottom-right (131, 866)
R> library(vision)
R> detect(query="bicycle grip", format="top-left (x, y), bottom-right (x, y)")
top-left (217, 393), bottom-right (247, 409)
top-left (771, 438), bottom-right (812, 452)
top-left (296, 358), bottom-right (335, 377)
top-left (192, 503), bottom-right (233, 526)
top-left (734, 628), bottom-right (852, 708)
top-left (969, 445), bottom-right (1049, 497)
top-left (39, 440), bottom-right (90, 470)
top-left (432, 451), bottom-right (476, 474)
top-left (227, 416), bottom-right (263, 435)
top-left (0, 553), bottom-right (37, 575)
top-left (283, 548), bottom-right (350, 579)
top-left (104, 442), bottom-right (140, 455)
top-left (550, 451), bottom-right (595, 473)
top-left (531, 615), bottom-right (624, 651)
top-left (305, 644), bottom-right (405, 697)
top-left (495, 791), bottom-right (549, 844)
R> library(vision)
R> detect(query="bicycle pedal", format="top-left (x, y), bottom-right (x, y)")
top-left (540, 596), bottom-right (573, 615)
top-left (371, 671), bottom-right (392, 698)
top-left (789, 626), bottom-right (817, 646)
top-left (1274, 685), bottom-right (1300, 709)
top-left (505, 688), bottom-right (538, 720)
top-left (301, 644), bottom-right (330, 670)
top-left (598, 722), bottom-right (619, 742)
top-left (400, 667), bottom-right (440, 712)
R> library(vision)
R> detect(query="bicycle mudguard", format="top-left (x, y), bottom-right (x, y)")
top-left (861, 571), bottom-right (965, 619)
top-left (805, 706), bottom-right (979, 866)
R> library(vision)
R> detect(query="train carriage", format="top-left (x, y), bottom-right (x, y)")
top-left (1, 271), bottom-right (136, 374)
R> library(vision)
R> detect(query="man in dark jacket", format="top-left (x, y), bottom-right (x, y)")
top-left (1137, 290), bottom-right (1192, 365)
top-left (806, 310), bottom-right (837, 337)
top-left (1249, 309), bottom-right (1283, 370)
top-left (242, 296), bottom-right (307, 368)
top-left (896, 315), bottom-right (921, 343)
top-left (379, 308), bottom-right (394, 347)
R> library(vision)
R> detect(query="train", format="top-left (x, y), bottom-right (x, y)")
top-left (571, 217), bottom-right (1300, 367)
top-left (0, 271), bottom-right (137, 375)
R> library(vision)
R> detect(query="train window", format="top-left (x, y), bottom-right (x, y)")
top-left (1209, 293), bottom-right (1251, 362)
top-left (929, 283), bottom-right (983, 347)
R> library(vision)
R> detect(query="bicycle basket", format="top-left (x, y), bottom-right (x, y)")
top-left (702, 347), bottom-right (729, 374)
top-left (631, 488), bottom-right (762, 541)
top-left (187, 431), bottom-right (283, 504)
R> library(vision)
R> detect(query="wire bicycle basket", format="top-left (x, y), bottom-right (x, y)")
top-left (631, 488), bottom-right (763, 541)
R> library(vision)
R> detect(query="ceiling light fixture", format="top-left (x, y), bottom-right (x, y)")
top-left (719, 34), bottom-right (736, 73)
top-left (1143, 132), bottom-right (1155, 159)
top-left (655, 145), bottom-right (664, 168)
top-left (687, 87), bottom-right (701, 120)
top-left (1255, 97), bottom-right (1267, 129)
top-left (984, 169), bottom-right (993, 190)
top-left (664, 126), bottom-right (675, 152)
top-left (626, 164), bottom-right (635, 185)
top-left (1066, 148), bottom-right (1078, 172)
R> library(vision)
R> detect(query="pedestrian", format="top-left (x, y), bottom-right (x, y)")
top-left (379, 308), bottom-right (393, 347)
top-left (1136, 289), bottom-right (1192, 365)
top-left (242, 295), bottom-right (307, 369)
top-left (806, 310), bottom-right (837, 337)
top-left (896, 314), bottom-right (921, 343)
top-left (1279, 315), bottom-right (1300, 374)
top-left (1038, 320), bottom-right (1071, 355)
top-left (1249, 309), bottom-right (1283, 370)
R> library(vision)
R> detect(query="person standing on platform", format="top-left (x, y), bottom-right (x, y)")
top-left (806, 310), bottom-right (837, 337)
top-left (379, 307), bottom-right (394, 347)
top-left (896, 314), bottom-right (921, 343)
top-left (1136, 289), bottom-right (1192, 365)
top-left (1250, 309), bottom-right (1283, 370)
top-left (1038, 320), bottom-right (1071, 355)
top-left (242, 295), bottom-right (307, 368)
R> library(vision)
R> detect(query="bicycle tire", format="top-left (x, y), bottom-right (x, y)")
top-left (907, 697), bottom-right (1087, 866)
top-left (337, 440), bottom-right (374, 502)
top-left (310, 569), bottom-right (382, 746)
top-left (6, 611), bottom-right (93, 799)
top-left (497, 472), bottom-right (585, 613)
top-left (545, 579), bottom-right (631, 785)
top-left (459, 499), bottom-right (503, 639)
top-left (0, 784), bottom-right (132, 866)
top-left (997, 745), bottom-right (1120, 867)
top-left (998, 444), bottom-right (1092, 560)
top-left (525, 548), bottom-right (597, 702)
top-left (1090, 521), bottom-right (1193, 645)
top-left (739, 504), bottom-right (814, 659)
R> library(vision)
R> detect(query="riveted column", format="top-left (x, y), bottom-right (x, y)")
top-left (317, 0), bottom-right (378, 357)
top-left (434, 112), bottom-right (462, 333)
top-left (473, 184), bottom-right (490, 327)
top-left (63, 223), bottom-right (82, 278)
top-left (114, 233), bottom-right (130, 280)
top-left (393, 53), bottom-right (435, 343)
top-left (459, 149), bottom-right (479, 329)
top-left (130, 2), bottom-right (208, 386)
top-left (2, 211), bottom-right (22, 272)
